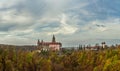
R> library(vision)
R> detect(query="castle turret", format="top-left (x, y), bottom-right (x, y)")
top-left (37, 39), bottom-right (40, 46)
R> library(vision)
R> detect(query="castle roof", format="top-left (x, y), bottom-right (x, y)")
top-left (39, 42), bottom-right (62, 45)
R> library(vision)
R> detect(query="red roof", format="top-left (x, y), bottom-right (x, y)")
top-left (38, 42), bottom-right (62, 46)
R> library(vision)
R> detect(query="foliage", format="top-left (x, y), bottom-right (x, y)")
top-left (0, 46), bottom-right (120, 71)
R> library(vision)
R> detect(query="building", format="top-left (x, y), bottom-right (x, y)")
top-left (101, 42), bottom-right (106, 48)
top-left (37, 35), bottom-right (62, 51)
top-left (85, 46), bottom-right (100, 51)
top-left (84, 42), bottom-right (107, 51)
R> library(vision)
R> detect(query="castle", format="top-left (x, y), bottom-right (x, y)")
top-left (37, 35), bottom-right (62, 51)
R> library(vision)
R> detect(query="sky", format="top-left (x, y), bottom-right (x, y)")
top-left (0, 0), bottom-right (120, 46)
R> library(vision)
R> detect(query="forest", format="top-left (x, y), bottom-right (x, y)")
top-left (0, 45), bottom-right (120, 71)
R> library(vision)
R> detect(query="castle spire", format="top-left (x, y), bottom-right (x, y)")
top-left (37, 39), bottom-right (40, 45)
top-left (52, 35), bottom-right (56, 42)
top-left (41, 40), bottom-right (43, 43)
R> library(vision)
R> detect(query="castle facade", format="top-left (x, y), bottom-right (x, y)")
top-left (37, 35), bottom-right (62, 51)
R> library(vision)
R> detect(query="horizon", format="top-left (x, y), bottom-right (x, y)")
top-left (0, 0), bottom-right (120, 46)
top-left (0, 38), bottom-right (120, 47)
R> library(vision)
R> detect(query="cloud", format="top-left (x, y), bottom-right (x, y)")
top-left (80, 18), bottom-right (120, 39)
top-left (0, 9), bottom-right (33, 23)
top-left (0, 0), bottom-right (120, 46)
top-left (47, 14), bottom-right (79, 35)
top-left (0, 0), bottom-right (21, 9)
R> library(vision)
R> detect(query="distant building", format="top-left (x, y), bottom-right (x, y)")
top-left (37, 35), bottom-right (62, 51)
top-left (84, 42), bottom-right (107, 51)
top-left (85, 46), bottom-right (100, 51)
top-left (101, 42), bottom-right (106, 48)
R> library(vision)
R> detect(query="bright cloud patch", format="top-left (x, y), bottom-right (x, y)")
top-left (47, 14), bottom-right (78, 35)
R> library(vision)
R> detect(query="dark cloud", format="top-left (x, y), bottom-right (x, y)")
top-left (34, 22), bottom-right (60, 32)
top-left (96, 24), bottom-right (106, 27)
top-left (0, 24), bottom-right (16, 32)
top-left (18, 0), bottom-right (46, 17)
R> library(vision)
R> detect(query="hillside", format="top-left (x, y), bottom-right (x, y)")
top-left (0, 44), bottom-right (37, 51)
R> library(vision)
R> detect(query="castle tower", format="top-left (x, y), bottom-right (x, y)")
top-left (37, 35), bottom-right (62, 51)
top-left (102, 42), bottom-right (106, 48)
top-left (41, 40), bottom-right (43, 43)
top-left (37, 39), bottom-right (40, 46)
top-left (52, 35), bottom-right (56, 43)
